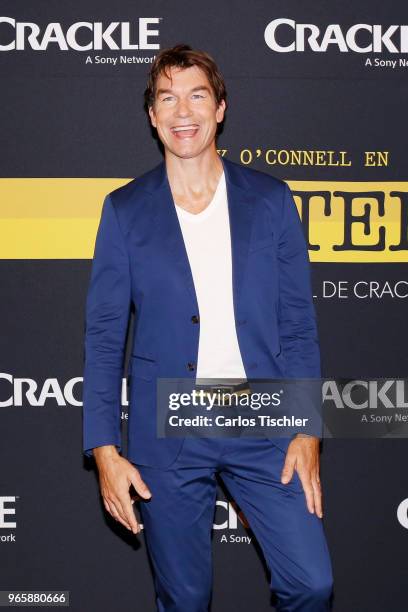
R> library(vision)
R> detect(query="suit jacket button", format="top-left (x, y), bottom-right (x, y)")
top-left (191, 315), bottom-right (199, 324)
top-left (187, 362), bottom-right (196, 371)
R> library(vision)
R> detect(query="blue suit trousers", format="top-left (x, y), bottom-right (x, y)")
top-left (135, 437), bottom-right (333, 611)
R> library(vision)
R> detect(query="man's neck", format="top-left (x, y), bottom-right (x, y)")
top-left (165, 150), bottom-right (224, 214)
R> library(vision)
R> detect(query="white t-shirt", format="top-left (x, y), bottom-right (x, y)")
top-left (174, 170), bottom-right (247, 382)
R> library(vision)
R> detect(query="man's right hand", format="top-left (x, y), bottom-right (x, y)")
top-left (93, 445), bottom-right (152, 534)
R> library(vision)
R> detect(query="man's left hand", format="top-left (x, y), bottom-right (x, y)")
top-left (280, 434), bottom-right (323, 518)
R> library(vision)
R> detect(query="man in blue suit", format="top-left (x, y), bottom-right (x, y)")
top-left (83, 44), bottom-right (333, 610)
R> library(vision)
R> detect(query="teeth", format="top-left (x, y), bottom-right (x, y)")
top-left (172, 126), bottom-right (198, 132)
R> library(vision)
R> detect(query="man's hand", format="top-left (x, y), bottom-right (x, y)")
top-left (93, 445), bottom-right (152, 534)
top-left (280, 435), bottom-right (323, 518)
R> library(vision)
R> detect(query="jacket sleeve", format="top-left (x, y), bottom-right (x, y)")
top-left (82, 194), bottom-right (131, 458)
top-left (278, 182), bottom-right (321, 379)
top-left (278, 183), bottom-right (322, 439)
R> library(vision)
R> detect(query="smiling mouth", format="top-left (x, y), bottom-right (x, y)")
top-left (170, 125), bottom-right (200, 139)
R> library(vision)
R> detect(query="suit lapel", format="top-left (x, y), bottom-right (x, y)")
top-left (150, 156), bottom-right (255, 312)
top-left (152, 163), bottom-right (199, 306)
top-left (222, 157), bottom-right (255, 315)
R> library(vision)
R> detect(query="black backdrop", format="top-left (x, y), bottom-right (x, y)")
top-left (1, 2), bottom-right (408, 611)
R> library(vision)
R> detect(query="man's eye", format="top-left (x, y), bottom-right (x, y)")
top-left (192, 94), bottom-right (204, 99)
top-left (162, 97), bottom-right (174, 102)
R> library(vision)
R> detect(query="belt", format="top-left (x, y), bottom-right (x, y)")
top-left (194, 382), bottom-right (252, 406)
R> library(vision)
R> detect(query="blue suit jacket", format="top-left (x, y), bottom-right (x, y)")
top-left (82, 156), bottom-right (321, 467)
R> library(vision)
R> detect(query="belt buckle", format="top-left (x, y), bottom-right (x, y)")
top-left (210, 385), bottom-right (234, 407)
top-left (210, 385), bottom-right (234, 394)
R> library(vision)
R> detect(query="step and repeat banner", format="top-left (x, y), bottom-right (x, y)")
top-left (1, 1), bottom-right (408, 611)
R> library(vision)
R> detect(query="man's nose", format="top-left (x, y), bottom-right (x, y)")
top-left (175, 98), bottom-right (193, 117)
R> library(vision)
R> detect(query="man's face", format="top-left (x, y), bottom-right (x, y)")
top-left (148, 65), bottom-right (226, 160)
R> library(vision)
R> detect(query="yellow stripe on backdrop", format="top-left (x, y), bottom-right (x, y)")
top-left (0, 178), bottom-right (131, 259)
top-left (0, 179), bottom-right (407, 261)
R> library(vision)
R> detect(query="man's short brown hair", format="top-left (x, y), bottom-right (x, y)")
top-left (144, 44), bottom-right (227, 113)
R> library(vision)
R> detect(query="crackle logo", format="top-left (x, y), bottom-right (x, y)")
top-left (213, 500), bottom-right (253, 543)
top-left (265, 18), bottom-right (408, 53)
top-left (0, 17), bottom-right (160, 51)
top-left (213, 500), bottom-right (249, 530)
top-left (0, 373), bottom-right (130, 407)
top-left (135, 500), bottom-right (250, 539)
top-left (397, 499), bottom-right (408, 529)
top-left (0, 496), bottom-right (17, 543)
top-left (0, 373), bottom-right (83, 406)
top-left (324, 379), bottom-right (408, 410)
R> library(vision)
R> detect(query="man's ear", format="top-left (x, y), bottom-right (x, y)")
top-left (148, 105), bottom-right (157, 129)
top-left (216, 99), bottom-right (226, 124)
